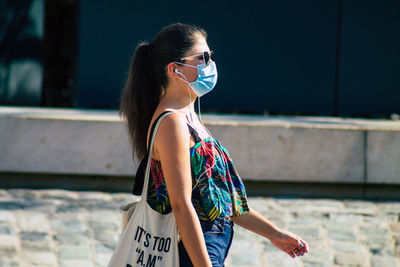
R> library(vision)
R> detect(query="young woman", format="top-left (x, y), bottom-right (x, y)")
top-left (120, 23), bottom-right (308, 267)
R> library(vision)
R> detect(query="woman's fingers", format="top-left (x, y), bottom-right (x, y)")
top-left (288, 251), bottom-right (296, 258)
top-left (290, 248), bottom-right (301, 257)
top-left (300, 243), bottom-right (307, 256)
top-left (289, 240), bottom-right (308, 258)
top-left (299, 239), bottom-right (309, 254)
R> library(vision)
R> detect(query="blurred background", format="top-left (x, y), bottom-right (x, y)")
top-left (1, 0), bottom-right (399, 118)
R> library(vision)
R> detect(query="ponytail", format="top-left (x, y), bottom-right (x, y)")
top-left (120, 42), bottom-right (161, 160)
top-left (119, 23), bottom-right (207, 160)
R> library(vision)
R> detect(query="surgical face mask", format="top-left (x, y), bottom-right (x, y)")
top-left (174, 61), bottom-right (218, 97)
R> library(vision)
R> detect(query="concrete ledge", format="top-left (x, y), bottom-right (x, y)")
top-left (1, 106), bottom-right (399, 185)
top-left (368, 131), bottom-right (400, 183)
top-left (0, 111), bottom-right (134, 175)
top-left (208, 125), bottom-right (365, 183)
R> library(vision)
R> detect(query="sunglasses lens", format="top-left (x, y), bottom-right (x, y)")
top-left (203, 51), bottom-right (215, 65)
top-left (210, 51), bottom-right (215, 62)
top-left (203, 52), bottom-right (210, 65)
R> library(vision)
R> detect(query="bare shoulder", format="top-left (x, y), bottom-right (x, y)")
top-left (156, 111), bottom-right (188, 142)
top-left (150, 110), bottom-right (190, 159)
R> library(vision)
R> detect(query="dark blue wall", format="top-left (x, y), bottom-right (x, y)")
top-left (77, 0), bottom-right (400, 117)
top-left (338, 0), bottom-right (400, 117)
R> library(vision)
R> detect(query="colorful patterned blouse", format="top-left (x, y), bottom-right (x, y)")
top-left (146, 124), bottom-right (249, 221)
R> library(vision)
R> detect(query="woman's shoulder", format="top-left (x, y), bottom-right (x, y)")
top-left (153, 108), bottom-right (187, 129)
top-left (148, 109), bottom-right (189, 146)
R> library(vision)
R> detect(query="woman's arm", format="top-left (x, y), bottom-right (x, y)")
top-left (154, 113), bottom-right (212, 267)
top-left (231, 208), bottom-right (308, 258)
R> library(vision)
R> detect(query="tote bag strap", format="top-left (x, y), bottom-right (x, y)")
top-left (141, 111), bottom-right (173, 201)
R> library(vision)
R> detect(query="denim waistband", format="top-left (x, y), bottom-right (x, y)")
top-left (200, 216), bottom-right (233, 234)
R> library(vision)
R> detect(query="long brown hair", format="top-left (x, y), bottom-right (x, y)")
top-left (119, 23), bottom-right (207, 160)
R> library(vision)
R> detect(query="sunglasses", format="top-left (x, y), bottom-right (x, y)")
top-left (180, 51), bottom-right (215, 65)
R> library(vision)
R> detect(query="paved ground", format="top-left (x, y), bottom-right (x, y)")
top-left (0, 189), bottom-right (399, 267)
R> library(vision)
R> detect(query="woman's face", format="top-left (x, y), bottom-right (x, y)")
top-left (176, 35), bottom-right (211, 83)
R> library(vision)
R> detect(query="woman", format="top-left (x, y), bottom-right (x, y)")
top-left (120, 23), bottom-right (308, 267)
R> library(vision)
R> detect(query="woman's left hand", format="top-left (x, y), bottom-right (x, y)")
top-left (270, 230), bottom-right (309, 258)
top-left (231, 209), bottom-right (309, 258)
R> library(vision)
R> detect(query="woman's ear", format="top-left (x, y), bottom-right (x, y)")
top-left (167, 62), bottom-right (180, 78)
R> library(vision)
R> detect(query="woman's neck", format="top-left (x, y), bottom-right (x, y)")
top-left (161, 84), bottom-right (197, 113)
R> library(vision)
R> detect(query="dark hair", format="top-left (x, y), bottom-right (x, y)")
top-left (119, 23), bottom-right (207, 159)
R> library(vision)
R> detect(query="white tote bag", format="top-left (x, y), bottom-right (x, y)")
top-left (108, 112), bottom-right (179, 267)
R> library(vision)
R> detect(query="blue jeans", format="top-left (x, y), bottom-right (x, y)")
top-left (179, 217), bottom-right (234, 267)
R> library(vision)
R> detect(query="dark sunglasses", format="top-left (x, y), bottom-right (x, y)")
top-left (180, 51), bottom-right (215, 65)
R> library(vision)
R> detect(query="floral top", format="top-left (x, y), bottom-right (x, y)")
top-left (146, 125), bottom-right (249, 221)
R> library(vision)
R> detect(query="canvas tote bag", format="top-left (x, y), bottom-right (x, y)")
top-left (108, 111), bottom-right (179, 267)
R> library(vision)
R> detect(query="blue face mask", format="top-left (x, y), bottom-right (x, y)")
top-left (174, 61), bottom-right (218, 97)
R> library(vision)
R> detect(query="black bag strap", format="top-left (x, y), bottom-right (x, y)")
top-left (132, 111), bottom-right (172, 195)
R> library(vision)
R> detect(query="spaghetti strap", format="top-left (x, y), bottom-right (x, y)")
top-left (187, 123), bottom-right (202, 143)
